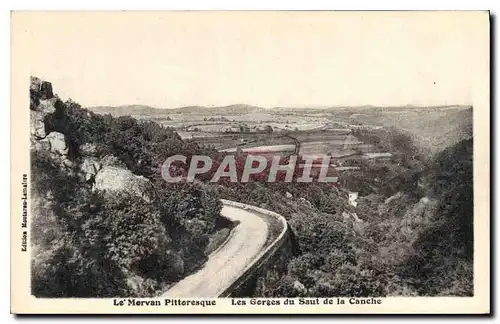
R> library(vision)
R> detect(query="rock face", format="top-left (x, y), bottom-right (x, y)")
top-left (36, 131), bottom-right (73, 170)
top-left (30, 77), bottom-right (57, 140)
top-left (30, 78), bottom-right (72, 170)
top-left (43, 132), bottom-right (67, 155)
top-left (30, 110), bottom-right (48, 139)
top-left (30, 76), bottom-right (153, 203)
top-left (95, 166), bottom-right (152, 202)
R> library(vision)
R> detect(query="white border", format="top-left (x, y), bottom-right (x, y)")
top-left (2, 1), bottom-right (496, 323)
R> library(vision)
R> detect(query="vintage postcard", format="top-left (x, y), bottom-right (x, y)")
top-left (11, 11), bottom-right (490, 314)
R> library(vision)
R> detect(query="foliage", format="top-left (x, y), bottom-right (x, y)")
top-left (31, 96), bottom-right (225, 297)
top-left (401, 139), bottom-right (474, 295)
top-left (238, 134), bottom-right (473, 297)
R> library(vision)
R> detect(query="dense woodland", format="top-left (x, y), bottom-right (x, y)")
top-left (32, 94), bottom-right (473, 297)
top-left (245, 130), bottom-right (473, 297)
top-left (32, 98), bottom-right (226, 297)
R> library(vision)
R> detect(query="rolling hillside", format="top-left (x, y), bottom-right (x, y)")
top-left (88, 104), bottom-right (266, 117)
top-left (351, 106), bottom-right (473, 155)
top-left (88, 105), bottom-right (164, 116)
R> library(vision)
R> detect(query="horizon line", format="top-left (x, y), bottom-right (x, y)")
top-left (85, 103), bottom-right (473, 110)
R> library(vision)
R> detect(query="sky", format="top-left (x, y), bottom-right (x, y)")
top-left (15, 11), bottom-right (488, 108)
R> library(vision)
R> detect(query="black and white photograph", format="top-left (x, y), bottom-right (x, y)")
top-left (10, 10), bottom-right (490, 314)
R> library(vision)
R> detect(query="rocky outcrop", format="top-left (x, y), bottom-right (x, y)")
top-left (30, 76), bottom-right (57, 139)
top-left (30, 111), bottom-right (48, 139)
top-left (43, 132), bottom-right (67, 155)
top-left (30, 98), bottom-right (56, 139)
top-left (30, 76), bottom-right (153, 203)
top-left (30, 80), bottom-right (73, 169)
top-left (95, 166), bottom-right (152, 202)
top-left (29, 76), bottom-right (181, 298)
top-left (37, 131), bottom-right (74, 170)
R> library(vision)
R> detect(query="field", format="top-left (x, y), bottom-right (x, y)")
top-left (89, 104), bottom-right (473, 163)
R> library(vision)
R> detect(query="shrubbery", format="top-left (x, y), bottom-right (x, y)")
top-left (239, 133), bottom-right (473, 297)
top-left (401, 139), bottom-right (473, 295)
top-left (32, 97), bottom-right (223, 297)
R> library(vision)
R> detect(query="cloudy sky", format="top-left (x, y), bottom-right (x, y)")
top-left (14, 11), bottom-right (488, 108)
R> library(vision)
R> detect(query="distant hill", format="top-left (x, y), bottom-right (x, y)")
top-left (270, 105), bottom-right (471, 114)
top-left (88, 104), bottom-right (266, 116)
top-left (89, 103), bottom-right (471, 117)
top-left (88, 105), bottom-right (165, 116)
top-left (356, 106), bottom-right (473, 155)
top-left (172, 104), bottom-right (265, 115)
top-left (410, 107), bottom-right (473, 155)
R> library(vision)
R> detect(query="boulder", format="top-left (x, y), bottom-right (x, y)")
top-left (285, 192), bottom-right (293, 199)
top-left (293, 280), bottom-right (307, 295)
top-left (95, 166), bottom-right (152, 202)
top-left (44, 132), bottom-right (67, 155)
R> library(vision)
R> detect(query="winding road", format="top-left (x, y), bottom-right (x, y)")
top-left (161, 202), bottom-right (270, 298)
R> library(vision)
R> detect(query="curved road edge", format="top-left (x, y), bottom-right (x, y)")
top-left (217, 199), bottom-right (289, 297)
top-left (161, 199), bottom-right (288, 298)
